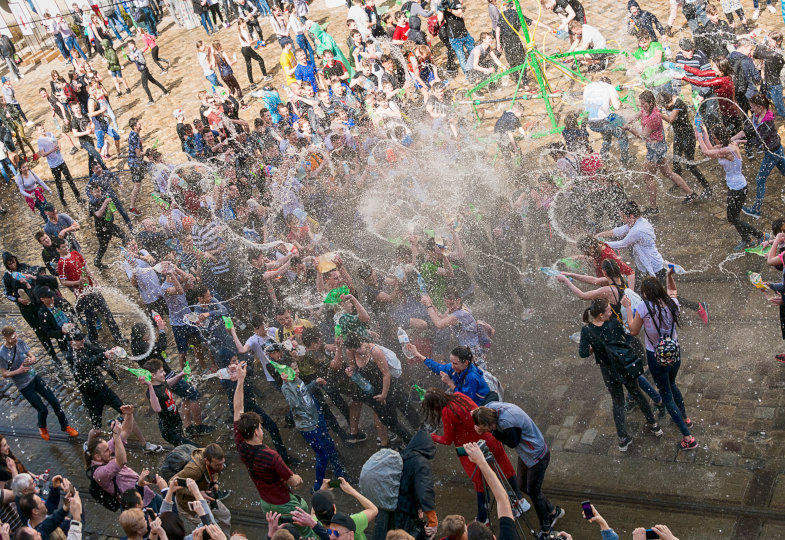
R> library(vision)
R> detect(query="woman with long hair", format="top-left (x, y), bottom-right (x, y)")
top-left (421, 389), bottom-right (526, 524)
top-left (212, 41), bottom-right (243, 103)
top-left (578, 298), bottom-right (662, 451)
top-left (696, 123), bottom-right (764, 249)
top-left (0, 435), bottom-right (26, 486)
top-left (624, 274), bottom-right (698, 450)
top-left (137, 26), bottom-right (170, 73)
top-left (15, 160), bottom-right (51, 220)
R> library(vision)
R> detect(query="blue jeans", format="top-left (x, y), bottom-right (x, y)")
top-left (646, 351), bottom-right (690, 436)
top-left (141, 6), bottom-right (158, 35)
top-left (449, 34), bottom-right (476, 73)
top-left (753, 0), bottom-right (772, 7)
top-left (295, 33), bottom-right (314, 67)
top-left (205, 72), bottom-right (221, 88)
top-left (0, 157), bottom-right (16, 184)
top-left (637, 373), bottom-right (661, 403)
top-left (19, 376), bottom-right (68, 429)
top-left (300, 416), bottom-right (346, 492)
top-left (64, 35), bottom-right (87, 60)
top-left (767, 83), bottom-right (785, 118)
top-left (751, 145), bottom-right (785, 212)
top-left (200, 11), bottom-right (215, 33)
top-left (588, 115), bottom-right (630, 162)
top-left (53, 34), bottom-right (71, 61)
top-left (107, 14), bottom-right (131, 39)
top-left (254, 0), bottom-right (271, 16)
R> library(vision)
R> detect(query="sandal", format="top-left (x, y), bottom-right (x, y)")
top-left (680, 436), bottom-right (697, 450)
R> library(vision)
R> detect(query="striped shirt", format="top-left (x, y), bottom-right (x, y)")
top-left (191, 220), bottom-right (230, 274)
top-left (234, 422), bottom-right (293, 504)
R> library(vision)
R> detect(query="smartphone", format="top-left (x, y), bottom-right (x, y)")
top-left (144, 508), bottom-right (157, 520)
top-left (176, 478), bottom-right (188, 488)
top-left (328, 478), bottom-right (341, 488)
top-left (279, 515), bottom-right (294, 524)
top-left (580, 501), bottom-right (594, 519)
top-left (645, 530), bottom-right (658, 539)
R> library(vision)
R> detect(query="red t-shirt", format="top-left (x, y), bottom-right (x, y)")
top-left (57, 250), bottom-right (92, 295)
top-left (592, 244), bottom-right (634, 278)
top-left (392, 23), bottom-right (409, 41)
top-left (233, 421), bottom-right (292, 504)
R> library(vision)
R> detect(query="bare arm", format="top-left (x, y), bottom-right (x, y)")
top-left (233, 363), bottom-right (247, 421)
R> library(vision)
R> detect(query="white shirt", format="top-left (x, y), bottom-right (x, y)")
top-left (38, 133), bottom-right (65, 168)
top-left (607, 218), bottom-right (665, 275)
top-left (572, 24), bottom-right (605, 51)
top-left (347, 5), bottom-right (371, 38)
top-left (583, 81), bottom-right (619, 122)
top-left (245, 330), bottom-right (278, 381)
top-left (197, 50), bottom-right (214, 76)
top-left (287, 12), bottom-right (306, 35)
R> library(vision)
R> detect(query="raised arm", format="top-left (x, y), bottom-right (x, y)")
top-left (233, 362), bottom-right (247, 421)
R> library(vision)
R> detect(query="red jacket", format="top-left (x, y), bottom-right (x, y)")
top-left (681, 65), bottom-right (739, 118)
top-left (431, 393), bottom-right (484, 446)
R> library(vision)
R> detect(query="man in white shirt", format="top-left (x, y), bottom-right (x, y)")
top-left (196, 40), bottom-right (221, 88)
top-left (228, 314), bottom-right (277, 382)
top-left (37, 126), bottom-right (83, 206)
top-left (347, 0), bottom-right (371, 40)
top-left (583, 76), bottom-right (630, 164)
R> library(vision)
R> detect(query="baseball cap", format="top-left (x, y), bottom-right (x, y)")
top-left (311, 490), bottom-right (335, 523)
top-left (329, 513), bottom-right (356, 533)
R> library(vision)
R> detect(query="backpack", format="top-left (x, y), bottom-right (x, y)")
top-left (359, 448), bottom-right (403, 511)
top-left (646, 300), bottom-right (680, 366)
top-left (86, 465), bottom-right (122, 512)
top-left (159, 444), bottom-right (198, 480)
top-left (729, 55), bottom-right (748, 100)
top-left (584, 321), bottom-right (644, 379)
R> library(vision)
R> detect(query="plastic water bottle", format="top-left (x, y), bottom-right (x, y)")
top-left (667, 262), bottom-right (687, 275)
top-left (151, 310), bottom-right (164, 327)
top-left (416, 273), bottom-right (428, 295)
top-left (398, 327), bottom-right (414, 359)
top-left (217, 367), bottom-right (232, 380)
top-left (351, 372), bottom-right (375, 395)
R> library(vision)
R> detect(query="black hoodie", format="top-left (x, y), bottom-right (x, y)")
top-left (396, 429), bottom-right (436, 518)
top-left (408, 16), bottom-right (428, 45)
top-left (3, 252), bottom-right (44, 322)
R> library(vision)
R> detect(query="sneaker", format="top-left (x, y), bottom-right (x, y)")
top-left (742, 206), bottom-right (762, 219)
top-left (682, 193), bottom-right (698, 204)
top-left (775, 353), bottom-right (785, 363)
top-left (512, 497), bottom-right (531, 517)
top-left (618, 436), bottom-right (632, 452)
top-left (39, 428), bottom-right (50, 441)
top-left (646, 422), bottom-right (664, 437)
top-left (767, 4), bottom-right (776, 13)
top-left (144, 442), bottom-right (164, 453)
top-left (344, 431), bottom-right (368, 444)
top-left (549, 506), bottom-right (565, 529)
top-left (64, 425), bottom-right (79, 437)
top-left (753, 7), bottom-right (761, 19)
top-left (680, 436), bottom-right (698, 450)
top-left (697, 302), bottom-right (709, 325)
top-left (684, 417), bottom-right (693, 428)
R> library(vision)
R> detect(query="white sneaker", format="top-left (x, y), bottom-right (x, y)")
top-left (768, 5), bottom-right (776, 13)
top-left (25, 120), bottom-right (34, 127)
top-left (753, 8), bottom-right (761, 19)
top-left (144, 442), bottom-right (164, 453)
top-left (512, 498), bottom-right (531, 517)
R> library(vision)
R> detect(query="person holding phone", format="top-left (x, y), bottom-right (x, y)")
top-left (311, 477), bottom-right (377, 540)
top-left (174, 444), bottom-right (232, 534)
top-left (581, 502), bottom-right (621, 539)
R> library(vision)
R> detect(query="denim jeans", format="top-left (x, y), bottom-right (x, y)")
top-left (0, 157), bottom-right (16, 183)
top-left (64, 35), bottom-right (87, 60)
top-left (80, 139), bottom-right (107, 176)
top-left (767, 83), bottom-right (785, 118)
top-left (53, 34), bottom-right (71, 61)
top-left (19, 375), bottom-right (68, 429)
top-left (254, 0), bottom-right (271, 16)
top-left (141, 6), bottom-right (158, 35)
top-left (588, 114), bottom-right (630, 162)
top-left (751, 145), bottom-right (785, 212)
top-left (199, 11), bottom-right (215, 33)
top-left (449, 34), bottom-right (476, 73)
top-left (295, 33), bottom-right (314, 67)
top-left (205, 72), bottom-right (221, 88)
top-left (300, 415), bottom-right (346, 492)
top-left (646, 351), bottom-right (691, 436)
top-left (108, 14), bottom-right (131, 38)
top-left (637, 373), bottom-right (661, 402)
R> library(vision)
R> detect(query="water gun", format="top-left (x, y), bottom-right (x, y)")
top-left (269, 360), bottom-right (296, 381)
top-left (106, 200), bottom-right (117, 221)
top-left (323, 285), bottom-right (351, 305)
top-left (745, 244), bottom-right (770, 257)
top-left (558, 257), bottom-right (581, 270)
top-left (412, 384), bottom-right (426, 401)
top-left (540, 267), bottom-right (562, 277)
top-left (183, 359), bottom-right (192, 382)
top-left (124, 365), bottom-right (151, 381)
top-left (222, 316), bottom-right (234, 330)
top-left (748, 271), bottom-right (769, 290)
top-left (151, 192), bottom-right (170, 209)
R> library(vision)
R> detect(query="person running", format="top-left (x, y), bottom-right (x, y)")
top-left (125, 39), bottom-right (168, 104)
top-left (36, 126), bottom-right (83, 206)
top-left (577, 298), bottom-right (663, 451)
top-left (695, 124), bottom-right (765, 250)
top-left (623, 90), bottom-right (696, 212)
top-left (421, 389), bottom-right (526, 524)
top-left (622, 274), bottom-right (698, 450)
top-left (0, 326), bottom-right (78, 441)
top-left (472, 402), bottom-right (564, 537)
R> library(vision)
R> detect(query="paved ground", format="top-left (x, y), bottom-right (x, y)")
top-left (1, 0), bottom-right (785, 538)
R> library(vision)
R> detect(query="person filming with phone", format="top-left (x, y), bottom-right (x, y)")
top-left (173, 443), bottom-right (231, 534)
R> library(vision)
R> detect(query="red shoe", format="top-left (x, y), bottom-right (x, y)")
top-left (697, 302), bottom-right (709, 325)
top-left (39, 428), bottom-right (50, 441)
top-left (680, 436), bottom-right (697, 450)
top-left (684, 417), bottom-right (693, 428)
top-left (776, 353), bottom-right (785, 363)
top-left (64, 426), bottom-right (79, 437)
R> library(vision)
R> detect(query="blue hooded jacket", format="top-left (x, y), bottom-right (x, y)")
top-left (422, 357), bottom-right (491, 404)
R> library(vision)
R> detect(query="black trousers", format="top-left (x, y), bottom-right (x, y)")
top-left (76, 292), bottom-right (124, 343)
top-left (139, 67), bottom-right (167, 102)
top-left (19, 375), bottom-right (68, 430)
top-left (600, 365), bottom-right (656, 440)
top-left (727, 187), bottom-right (761, 242)
top-left (80, 383), bottom-right (123, 428)
top-left (672, 133), bottom-right (710, 191)
top-left (50, 162), bottom-right (80, 203)
top-left (437, 25), bottom-right (457, 71)
top-left (95, 222), bottom-right (127, 264)
top-left (241, 45), bottom-right (267, 84)
top-left (517, 451), bottom-right (555, 532)
top-left (150, 45), bottom-right (169, 71)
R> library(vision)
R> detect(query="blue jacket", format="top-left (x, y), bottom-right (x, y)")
top-left (422, 358), bottom-right (490, 404)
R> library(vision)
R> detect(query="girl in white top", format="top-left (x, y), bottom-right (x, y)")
top-left (695, 124), bottom-right (763, 249)
top-left (15, 161), bottom-right (51, 220)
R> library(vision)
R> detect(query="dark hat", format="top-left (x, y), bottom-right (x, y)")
top-left (311, 490), bottom-right (335, 523)
top-left (329, 513), bottom-right (356, 533)
top-left (679, 38), bottom-right (695, 51)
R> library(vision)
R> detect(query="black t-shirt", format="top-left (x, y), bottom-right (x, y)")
top-left (70, 116), bottom-right (92, 145)
top-left (89, 197), bottom-right (113, 231)
top-left (665, 98), bottom-right (692, 141)
top-left (440, 0), bottom-right (468, 39)
top-left (555, 0), bottom-right (585, 21)
top-left (150, 383), bottom-right (180, 427)
top-left (498, 517), bottom-right (519, 540)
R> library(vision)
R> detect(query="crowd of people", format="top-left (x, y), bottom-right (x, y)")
top-left (0, 0), bottom-right (782, 537)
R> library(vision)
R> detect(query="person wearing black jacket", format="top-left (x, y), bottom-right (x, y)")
top-left (692, 4), bottom-right (735, 60)
top-left (627, 0), bottom-right (663, 40)
top-left (754, 31), bottom-right (785, 118)
top-left (578, 298), bottom-right (662, 452)
top-left (394, 429), bottom-right (437, 540)
top-left (34, 232), bottom-right (64, 276)
top-left (66, 332), bottom-right (124, 429)
top-left (35, 286), bottom-right (74, 358)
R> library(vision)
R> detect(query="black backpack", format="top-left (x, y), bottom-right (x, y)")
top-left (0, 36), bottom-right (13, 59)
top-left (86, 465), bottom-right (122, 512)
